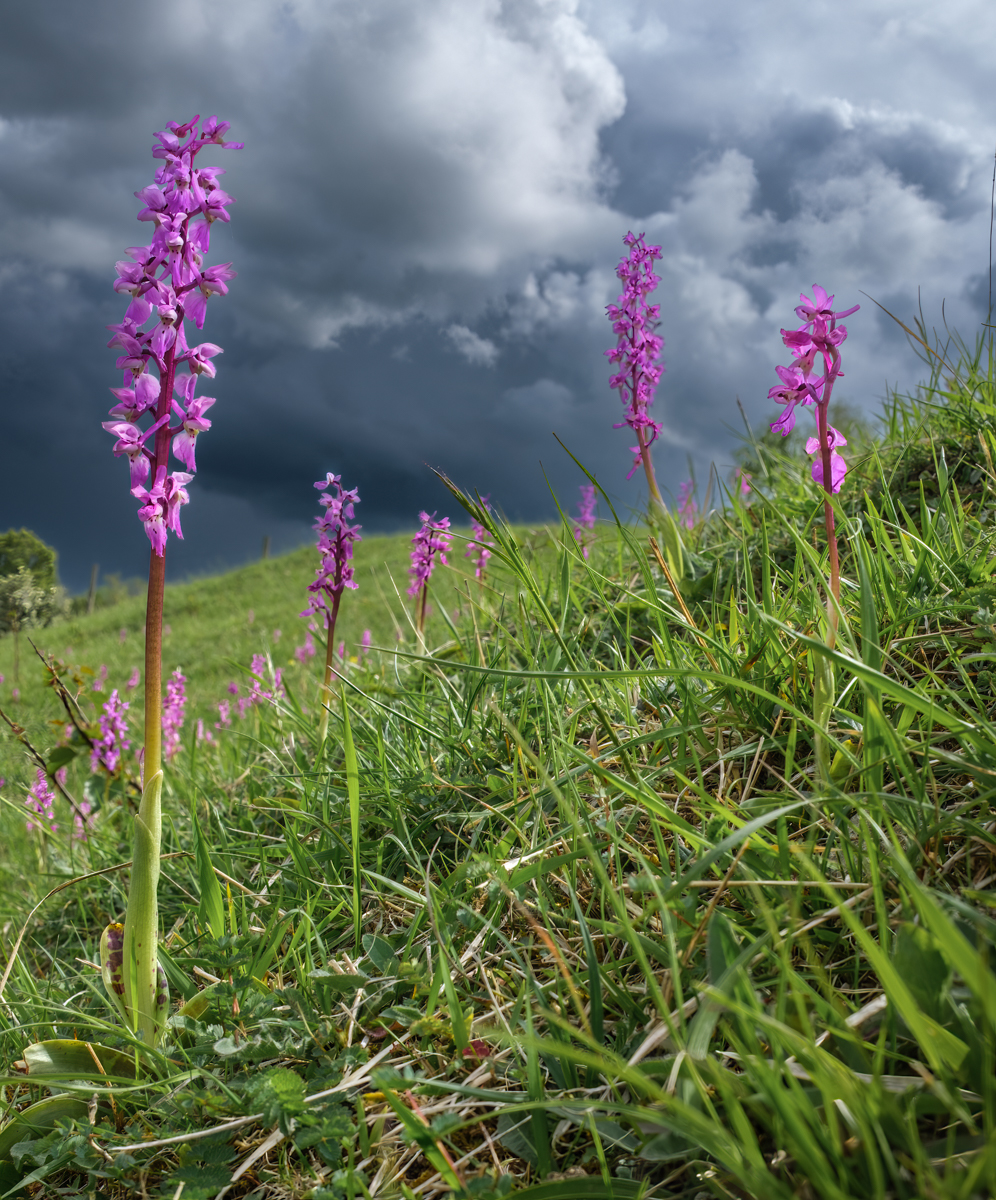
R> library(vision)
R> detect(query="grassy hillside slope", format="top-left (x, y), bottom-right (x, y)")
top-left (0, 337), bottom-right (995, 1198)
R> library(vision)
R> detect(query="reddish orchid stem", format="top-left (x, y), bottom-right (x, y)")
top-left (417, 582), bottom-right (429, 635)
top-left (142, 338), bottom-right (178, 780)
top-left (636, 425), bottom-right (664, 509)
top-left (626, 322), bottom-right (664, 511)
top-left (817, 349), bottom-right (841, 647)
top-left (318, 560), bottom-right (345, 745)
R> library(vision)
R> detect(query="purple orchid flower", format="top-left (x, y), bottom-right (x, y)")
top-left (767, 284), bottom-right (859, 635)
top-left (806, 428), bottom-right (848, 493)
top-left (103, 117), bottom-right (240, 557)
top-left (302, 475), bottom-right (362, 742)
top-left (91, 689), bottom-right (131, 773)
top-left (605, 233), bottom-right (666, 506)
top-left (25, 769), bottom-right (58, 835)
top-left (409, 511), bottom-right (452, 635)
top-left (170, 393), bottom-right (215, 471)
top-left (573, 484), bottom-right (597, 557)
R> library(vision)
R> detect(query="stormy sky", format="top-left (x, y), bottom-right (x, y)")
top-left (1, 0), bottom-right (993, 591)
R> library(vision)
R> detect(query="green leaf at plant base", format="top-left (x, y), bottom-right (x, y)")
top-left (0, 1094), bottom-right (89, 1193)
top-left (893, 923), bottom-right (952, 1024)
top-left (191, 801), bottom-right (226, 940)
top-left (19, 1040), bottom-right (137, 1083)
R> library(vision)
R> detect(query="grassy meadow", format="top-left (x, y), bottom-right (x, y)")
top-left (0, 333), bottom-right (995, 1198)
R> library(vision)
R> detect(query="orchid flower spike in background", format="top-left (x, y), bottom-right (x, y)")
top-left (465, 495), bottom-right (494, 580)
top-left (767, 284), bottom-right (859, 624)
top-left (409, 512), bottom-right (452, 636)
top-left (99, 116), bottom-right (241, 1047)
top-left (605, 232), bottom-right (666, 509)
top-left (302, 474), bottom-right (361, 743)
top-left (574, 484), bottom-right (597, 557)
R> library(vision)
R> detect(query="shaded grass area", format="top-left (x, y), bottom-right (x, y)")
top-left (0, 336), bottom-right (995, 1198)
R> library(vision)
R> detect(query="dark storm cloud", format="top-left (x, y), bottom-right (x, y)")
top-left (1, 0), bottom-right (994, 591)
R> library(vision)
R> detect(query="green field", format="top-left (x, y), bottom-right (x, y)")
top-left (1, 340), bottom-right (995, 1198)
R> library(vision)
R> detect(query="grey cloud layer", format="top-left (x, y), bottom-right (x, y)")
top-left (0, 0), bottom-right (991, 589)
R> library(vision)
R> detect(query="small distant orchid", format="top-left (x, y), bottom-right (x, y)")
top-left (162, 668), bottom-right (186, 761)
top-left (91, 690), bottom-right (131, 774)
top-left (294, 631), bottom-right (317, 665)
top-left (73, 799), bottom-right (95, 842)
top-left (605, 232), bottom-right (665, 508)
top-left (767, 284), bottom-right (859, 617)
top-left (466, 495), bottom-right (494, 580)
top-left (574, 484), bottom-right (597, 557)
top-left (676, 480), bottom-right (697, 530)
top-left (409, 512), bottom-right (452, 635)
top-left (247, 654), bottom-right (284, 706)
top-left (25, 769), bottom-right (58, 835)
top-left (301, 474), bottom-right (361, 742)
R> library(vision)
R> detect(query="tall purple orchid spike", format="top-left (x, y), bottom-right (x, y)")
top-left (767, 284), bottom-right (859, 634)
top-left (605, 232), bottom-right (665, 508)
top-left (100, 116), bottom-right (241, 1048)
top-left (302, 474), bottom-right (361, 743)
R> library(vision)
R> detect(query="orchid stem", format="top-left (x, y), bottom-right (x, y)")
top-left (637, 427), bottom-right (665, 512)
top-left (122, 544), bottom-right (165, 1045)
top-left (318, 591), bottom-right (343, 746)
top-left (816, 386), bottom-right (841, 650)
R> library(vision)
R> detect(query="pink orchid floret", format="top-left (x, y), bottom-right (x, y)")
top-left (171, 394), bottom-right (215, 470)
top-left (806, 428), bottom-right (848, 493)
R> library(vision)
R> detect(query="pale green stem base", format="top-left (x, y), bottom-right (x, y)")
top-left (122, 768), bottom-right (163, 1045)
